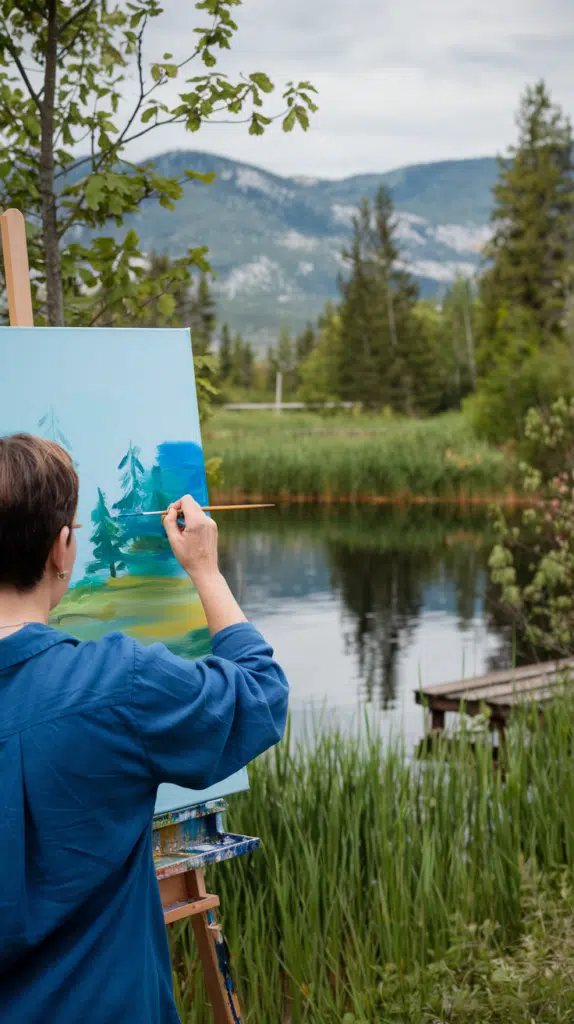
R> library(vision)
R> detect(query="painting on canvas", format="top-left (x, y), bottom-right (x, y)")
top-left (0, 326), bottom-right (248, 812)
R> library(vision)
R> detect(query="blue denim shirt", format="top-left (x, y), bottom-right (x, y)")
top-left (0, 621), bottom-right (288, 1022)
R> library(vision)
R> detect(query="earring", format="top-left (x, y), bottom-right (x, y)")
top-left (57, 570), bottom-right (69, 581)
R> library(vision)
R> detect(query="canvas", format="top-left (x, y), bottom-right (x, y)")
top-left (0, 326), bottom-right (249, 811)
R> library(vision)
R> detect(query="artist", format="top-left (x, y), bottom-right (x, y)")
top-left (0, 433), bottom-right (289, 1023)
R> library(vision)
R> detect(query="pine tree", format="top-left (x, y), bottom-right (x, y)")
top-left (240, 341), bottom-right (255, 390)
top-left (337, 188), bottom-right (424, 411)
top-left (113, 442), bottom-right (146, 513)
top-left (219, 323), bottom-right (233, 382)
top-left (87, 489), bottom-right (126, 579)
top-left (295, 324), bottom-right (316, 366)
top-left (189, 273), bottom-right (216, 355)
top-left (230, 332), bottom-right (245, 387)
top-left (266, 345), bottom-right (279, 393)
top-left (298, 307), bottom-right (341, 404)
top-left (481, 81), bottom-right (574, 359)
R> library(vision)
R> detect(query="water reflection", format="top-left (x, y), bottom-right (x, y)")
top-left (218, 506), bottom-right (512, 741)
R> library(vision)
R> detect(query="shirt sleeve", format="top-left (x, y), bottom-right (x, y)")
top-left (129, 622), bottom-right (289, 790)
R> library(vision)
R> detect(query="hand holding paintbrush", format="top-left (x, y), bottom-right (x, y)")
top-left (117, 501), bottom-right (273, 527)
top-left (161, 495), bottom-right (249, 634)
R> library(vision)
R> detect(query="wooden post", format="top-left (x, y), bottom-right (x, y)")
top-left (0, 210), bottom-right (34, 326)
top-left (274, 370), bottom-right (282, 415)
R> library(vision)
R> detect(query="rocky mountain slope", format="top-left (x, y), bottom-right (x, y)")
top-left (123, 150), bottom-right (497, 344)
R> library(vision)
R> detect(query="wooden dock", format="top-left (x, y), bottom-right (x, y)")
top-left (415, 657), bottom-right (574, 734)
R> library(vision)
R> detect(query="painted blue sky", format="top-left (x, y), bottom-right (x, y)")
top-left (0, 327), bottom-right (205, 582)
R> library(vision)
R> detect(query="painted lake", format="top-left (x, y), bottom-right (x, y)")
top-left (217, 504), bottom-right (514, 747)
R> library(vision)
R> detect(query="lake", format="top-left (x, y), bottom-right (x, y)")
top-left (218, 504), bottom-right (513, 747)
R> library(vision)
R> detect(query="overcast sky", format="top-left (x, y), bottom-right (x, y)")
top-left (127, 0), bottom-right (574, 180)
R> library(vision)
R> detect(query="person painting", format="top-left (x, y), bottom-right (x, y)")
top-left (0, 433), bottom-right (289, 1023)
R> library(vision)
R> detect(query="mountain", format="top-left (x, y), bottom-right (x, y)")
top-left (121, 150), bottom-right (498, 346)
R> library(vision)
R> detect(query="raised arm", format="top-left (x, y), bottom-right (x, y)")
top-left (162, 494), bottom-right (246, 637)
top-left (129, 495), bottom-right (288, 791)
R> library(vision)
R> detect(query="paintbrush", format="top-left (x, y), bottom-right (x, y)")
top-left (116, 504), bottom-right (274, 518)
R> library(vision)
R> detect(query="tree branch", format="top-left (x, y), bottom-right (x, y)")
top-left (0, 27), bottom-right (42, 112)
top-left (58, 0), bottom-right (96, 37)
top-left (57, 1), bottom-right (97, 64)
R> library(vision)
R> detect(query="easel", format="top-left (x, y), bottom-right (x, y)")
top-left (0, 208), bottom-right (259, 1024)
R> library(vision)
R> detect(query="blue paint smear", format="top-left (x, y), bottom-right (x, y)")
top-left (157, 440), bottom-right (209, 507)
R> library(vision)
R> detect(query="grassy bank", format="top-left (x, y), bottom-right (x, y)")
top-left (204, 410), bottom-right (512, 501)
top-left (171, 701), bottom-right (574, 1022)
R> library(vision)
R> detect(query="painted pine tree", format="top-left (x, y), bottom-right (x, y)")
top-left (113, 442), bottom-right (146, 513)
top-left (37, 408), bottom-right (79, 467)
top-left (133, 464), bottom-right (172, 556)
top-left (144, 465), bottom-right (170, 513)
top-left (87, 489), bottom-right (125, 579)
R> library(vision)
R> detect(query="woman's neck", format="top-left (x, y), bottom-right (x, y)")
top-left (0, 585), bottom-right (50, 637)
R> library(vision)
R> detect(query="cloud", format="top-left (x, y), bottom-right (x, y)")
top-left (122, 0), bottom-right (574, 178)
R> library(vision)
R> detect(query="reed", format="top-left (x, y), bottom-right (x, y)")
top-left (204, 411), bottom-right (511, 501)
top-left (170, 697), bottom-right (574, 1021)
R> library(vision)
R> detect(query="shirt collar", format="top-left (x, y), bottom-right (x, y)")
top-left (0, 623), bottom-right (75, 672)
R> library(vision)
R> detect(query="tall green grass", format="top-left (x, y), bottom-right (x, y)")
top-left (170, 698), bottom-right (574, 1021)
top-left (204, 411), bottom-right (510, 500)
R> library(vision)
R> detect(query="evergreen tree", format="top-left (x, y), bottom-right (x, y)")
top-left (295, 324), bottom-right (316, 366)
top-left (113, 442), bottom-right (146, 513)
top-left (87, 489), bottom-right (126, 579)
top-left (481, 81), bottom-right (574, 361)
top-left (189, 273), bottom-right (216, 356)
top-left (298, 307), bottom-right (341, 404)
top-left (219, 323), bottom-right (233, 382)
top-left (230, 332), bottom-right (245, 387)
top-left (240, 341), bottom-right (255, 390)
top-left (266, 345), bottom-right (279, 393)
top-left (337, 187), bottom-right (425, 411)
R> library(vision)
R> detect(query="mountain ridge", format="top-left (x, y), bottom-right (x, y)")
top-left (118, 149), bottom-right (498, 344)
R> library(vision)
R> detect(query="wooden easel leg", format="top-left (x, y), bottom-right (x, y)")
top-left (188, 869), bottom-right (243, 1024)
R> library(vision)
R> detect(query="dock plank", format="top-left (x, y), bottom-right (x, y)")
top-left (415, 658), bottom-right (574, 725)
top-left (416, 657), bottom-right (574, 700)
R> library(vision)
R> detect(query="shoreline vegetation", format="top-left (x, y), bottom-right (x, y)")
top-left (172, 703), bottom-right (574, 1023)
top-left (205, 409), bottom-right (520, 504)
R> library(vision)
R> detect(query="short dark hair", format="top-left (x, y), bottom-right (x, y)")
top-left (0, 433), bottom-right (79, 591)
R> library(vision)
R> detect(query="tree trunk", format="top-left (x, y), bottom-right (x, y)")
top-left (40, 0), bottom-right (64, 326)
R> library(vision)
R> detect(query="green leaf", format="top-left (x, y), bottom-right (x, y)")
top-left (141, 107), bottom-right (157, 123)
top-left (249, 72), bottom-right (274, 94)
top-left (295, 106), bottom-right (310, 131)
top-left (157, 293), bottom-right (176, 317)
top-left (184, 169), bottom-right (217, 184)
top-left (84, 175), bottom-right (104, 211)
top-left (282, 109), bottom-right (296, 133)
top-left (249, 115), bottom-right (264, 136)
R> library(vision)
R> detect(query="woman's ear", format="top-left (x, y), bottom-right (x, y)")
top-left (51, 525), bottom-right (71, 576)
